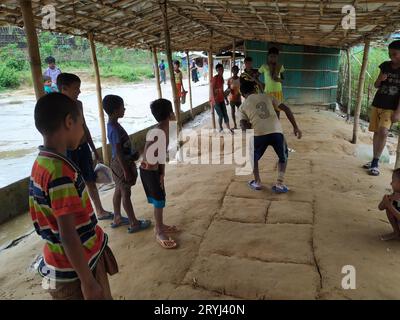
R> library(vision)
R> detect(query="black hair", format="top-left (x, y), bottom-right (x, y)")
top-left (393, 168), bottom-right (400, 180)
top-left (244, 56), bottom-right (253, 62)
top-left (43, 75), bottom-right (51, 82)
top-left (232, 65), bottom-right (239, 72)
top-left (389, 40), bottom-right (400, 51)
top-left (56, 73), bottom-right (81, 91)
top-left (45, 56), bottom-right (55, 64)
top-left (215, 63), bottom-right (224, 71)
top-left (240, 80), bottom-right (256, 96)
top-left (150, 98), bottom-right (173, 122)
top-left (173, 60), bottom-right (180, 67)
top-left (34, 92), bottom-right (80, 135)
top-left (103, 94), bottom-right (124, 116)
top-left (268, 47), bottom-right (280, 55)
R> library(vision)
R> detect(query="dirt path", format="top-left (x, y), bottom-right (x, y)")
top-left (1, 107), bottom-right (400, 300)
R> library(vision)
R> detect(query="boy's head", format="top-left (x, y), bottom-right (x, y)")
top-left (388, 41), bottom-right (400, 65)
top-left (43, 75), bottom-right (52, 86)
top-left (161, 59), bottom-right (164, 63)
top-left (216, 63), bottom-right (224, 75)
top-left (34, 93), bottom-right (84, 150)
top-left (45, 56), bottom-right (56, 69)
top-left (268, 47), bottom-right (280, 64)
top-left (173, 60), bottom-right (180, 71)
top-left (244, 56), bottom-right (253, 70)
top-left (103, 94), bottom-right (125, 118)
top-left (57, 73), bottom-right (81, 101)
top-left (232, 65), bottom-right (239, 75)
top-left (392, 169), bottom-right (400, 192)
top-left (150, 98), bottom-right (175, 122)
top-left (240, 80), bottom-right (256, 98)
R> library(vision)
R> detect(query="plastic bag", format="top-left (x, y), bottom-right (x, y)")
top-left (94, 163), bottom-right (113, 184)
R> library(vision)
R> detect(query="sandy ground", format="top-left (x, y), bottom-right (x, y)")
top-left (1, 106), bottom-right (400, 300)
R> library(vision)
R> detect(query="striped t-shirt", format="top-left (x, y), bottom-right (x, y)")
top-left (29, 147), bottom-right (107, 282)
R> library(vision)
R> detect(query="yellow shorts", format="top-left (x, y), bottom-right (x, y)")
top-left (268, 91), bottom-right (283, 103)
top-left (368, 107), bottom-right (393, 132)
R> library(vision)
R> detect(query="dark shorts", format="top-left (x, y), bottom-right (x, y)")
top-left (67, 143), bottom-right (96, 182)
top-left (253, 133), bottom-right (288, 163)
top-left (214, 102), bottom-right (229, 124)
top-left (230, 101), bottom-right (241, 109)
top-left (110, 157), bottom-right (138, 190)
top-left (140, 168), bottom-right (166, 209)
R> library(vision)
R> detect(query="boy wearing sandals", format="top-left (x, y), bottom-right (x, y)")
top-left (364, 40), bottom-right (400, 176)
top-left (140, 99), bottom-right (178, 249)
top-left (239, 80), bottom-right (302, 193)
top-left (103, 95), bottom-right (151, 233)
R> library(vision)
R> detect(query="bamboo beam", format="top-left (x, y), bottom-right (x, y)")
top-left (152, 47), bottom-right (162, 99)
top-left (209, 31), bottom-right (216, 130)
top-left (346, 48), bottom-right (352, 121)
top-left (186, 50), bottom-right (193, 117)
top-left (19, 0), bottom-right (44, 100)
top-left (160, 0), bottom-right (181, 131)
top-left (88, 32), bottom-right (109, 165)
top-left (352, 40), bottom-right (370, 144)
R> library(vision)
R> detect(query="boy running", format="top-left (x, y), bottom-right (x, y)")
top-left (103, 94), bottom-right (151, 233)
top-left (29, 93), bottom-right (118, 299)
top-left (57, 73), bottom-right (114, 222)
top-left (239, 80), bottom-right (302, 193)
top-left (140, 99), bottom-right (178, 249)
top-left (364, 40), bottom-right (400, 176)
top-left (227, 65), bottom-right (242, 129)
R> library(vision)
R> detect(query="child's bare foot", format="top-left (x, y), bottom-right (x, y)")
top-left (156, 232), bottom-right (177, 249)
top-left (159, 224), bottom-right (179, 233)
top-left (111, 215), bottom-right (130, 228)
top-left (380, 232), bottom-right (400, 241)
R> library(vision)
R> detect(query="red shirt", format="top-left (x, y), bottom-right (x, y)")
top-left (211, 75), bottom-right (225, 104)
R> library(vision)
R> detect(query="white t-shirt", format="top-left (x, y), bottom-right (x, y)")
top-left (44, 67), bottom-right (61, 85)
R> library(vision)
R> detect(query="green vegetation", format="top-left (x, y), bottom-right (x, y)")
top-left (337, 46), bottom-right (388, 121)
top-left (0, 30), bottom-right (182, 90)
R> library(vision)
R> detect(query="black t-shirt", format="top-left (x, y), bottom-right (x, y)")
top-left (372, 61), bottom-right (400, 110)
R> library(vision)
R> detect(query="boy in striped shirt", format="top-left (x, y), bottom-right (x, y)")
top-left (29, 93), bottom-right (118, 299)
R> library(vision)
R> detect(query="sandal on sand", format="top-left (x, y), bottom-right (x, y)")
top-left (156, 235), bottom-right (177, 249)
top-left (111, 216), bottom-right (130, 228)
top-left (98, 212), bottom-right (114, 221)
top-left (128, 219), bottom-right (152, 233)
top-left (369, 167), bottom-right (380, 176)
top-left (272, 184), bottom-right (289, 193)
top-left (248, 180), bottom-right (262, 191)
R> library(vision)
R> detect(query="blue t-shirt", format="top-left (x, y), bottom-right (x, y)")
top-left (159, 63), bottom-right (165, 71)
top-left (107, 122), bottom-right (136, 159)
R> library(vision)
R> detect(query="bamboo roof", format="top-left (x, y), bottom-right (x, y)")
top-left (1, 1), bottom-right (400, 51)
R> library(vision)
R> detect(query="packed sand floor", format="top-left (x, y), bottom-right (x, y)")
top-left (1, 107), bottom-right (400, 300)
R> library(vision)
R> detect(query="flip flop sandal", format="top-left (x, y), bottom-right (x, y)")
top-left (111, 216), bottom-right (130, 228)
top-left (156, 235), bottom-right (177, 249)
top-left (127, 219), bottom-right (152, 233)
top-left (369, 167), bottom-right (380, 176)
top-left (97, 212), bottom-right (114, 221)
top-left (248, 180), bottom-right (262, 191)
top-left (272, 184), bottom-right (289, 193)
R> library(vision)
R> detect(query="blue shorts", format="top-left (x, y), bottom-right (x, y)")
top-left (253, 133), bottom-right (288, 163)
top-left (67, 143), bottom-right (96, 182)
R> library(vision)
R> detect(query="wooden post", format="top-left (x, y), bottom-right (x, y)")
top-left (352, 40), bottom-right (370, 144)
top-left (160, 0), bottom-right (181, 131)
top-left (19, 0), bottom-right (44, 100)
top-left (152, 47), bottom-right (162, 99)
top-left (340, 51), bottom-right (347, 106)
top-left (186, 50), bottom-right (193, 117)
top-left (232, 39), bottom-right (236, 68)
top-left (88, 32), bottom-right (109, 165)
top-left (209, 31), bottom-right (216, 129)
top-left (346, 48), bottom-right (352, 121)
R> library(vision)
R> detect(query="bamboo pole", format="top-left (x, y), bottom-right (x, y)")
top-left (186, 50), bottom-right (193, 117)
top-left (340, 51), bottom-right (347, 106)
top-left (88, 32), bottom-right (109, 165)
top-left (352, 40), bottom-right (370, 144)
top-left (232, 39), bottom-right (236, 68)
top-left (160, 0), bottom-right (181, 131)
top-left (209, 31), bottom-right (216, 129)
top-left (152, 47), bottom-right (162, 99)
top-left (19, 0), bottom-right (44, 100)
top-left (347, 48), bottom-right (352, 121)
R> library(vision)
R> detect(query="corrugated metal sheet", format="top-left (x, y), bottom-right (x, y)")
top-left (245, 41), bottom-right (340, 105)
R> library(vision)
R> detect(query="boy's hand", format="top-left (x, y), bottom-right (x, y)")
top-left (378, 73), bottom-right (388, 83)
top-left (81, 279), bottom-right (105, 300)
top-left (294, 127), bottom-right (302, 139)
